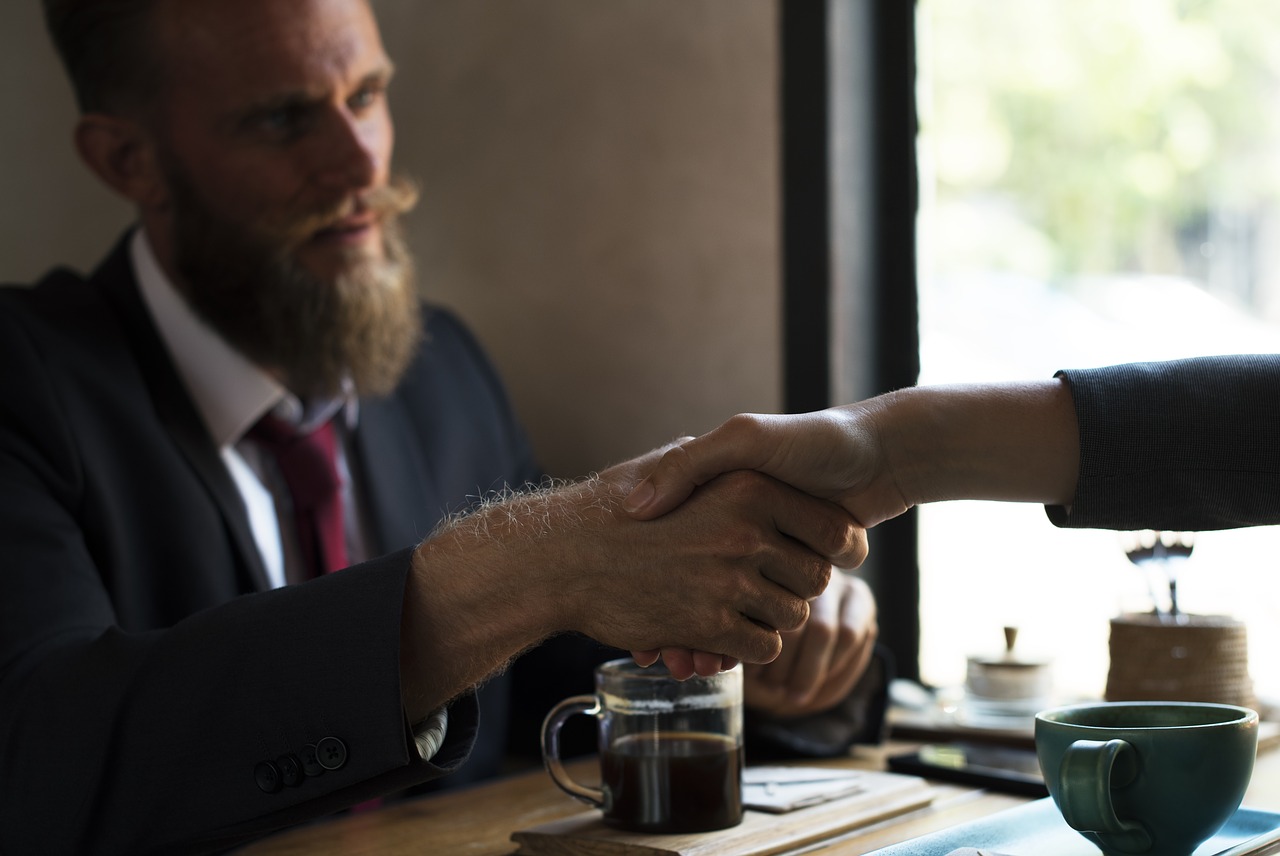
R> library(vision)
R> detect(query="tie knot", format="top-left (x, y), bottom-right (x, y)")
top-left (247, 415), bottom-right (342, 512)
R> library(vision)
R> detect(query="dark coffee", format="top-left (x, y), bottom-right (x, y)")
top-left (600, 732), bottom-right (744, 833)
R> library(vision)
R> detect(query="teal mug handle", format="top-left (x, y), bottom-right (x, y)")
top-left (1058, 738), bottom-right (1153, 853)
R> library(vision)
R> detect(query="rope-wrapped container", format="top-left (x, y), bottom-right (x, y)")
top-left (1106, 613), bottom-right (1255, 710)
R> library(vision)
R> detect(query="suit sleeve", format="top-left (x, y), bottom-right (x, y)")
top-left (1047, 354), bottom-right (1280, 530)
top-left (0, 302), bottom-right (477, 855)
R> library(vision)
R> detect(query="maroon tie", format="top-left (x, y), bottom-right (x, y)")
top-left (248, 414), bottom-right (349, 578)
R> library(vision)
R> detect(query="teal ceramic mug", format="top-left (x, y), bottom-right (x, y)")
top-left (1035, 701), bottom-right (1258, 856)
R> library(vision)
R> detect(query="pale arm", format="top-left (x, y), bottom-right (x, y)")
top-left (624, 378), bottom-right (1080, 528)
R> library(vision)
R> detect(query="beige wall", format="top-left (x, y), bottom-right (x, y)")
top-left (1, 0), bottom-right (782, 478)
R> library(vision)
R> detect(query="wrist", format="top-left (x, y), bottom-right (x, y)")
top-left (399, 490), bottom-right (585, 717)
top-left (879, 380), bottom-right (1079, 507)
top-left (853, 390), bottom-right (926, 513)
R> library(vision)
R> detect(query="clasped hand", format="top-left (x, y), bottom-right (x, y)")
top-left (617, 419), bottom-right (880, 718)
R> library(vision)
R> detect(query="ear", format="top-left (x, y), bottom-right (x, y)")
top-left (73, 114), bottom-right (170, 210)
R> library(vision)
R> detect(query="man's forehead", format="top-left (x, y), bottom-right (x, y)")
top-left (152, 0), bottom-right (389, 100)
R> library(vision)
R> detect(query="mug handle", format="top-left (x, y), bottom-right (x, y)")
top-left (1058, 738), bottom-right (1152, 853)
top-left (541, 694), bottom-right (604, 808)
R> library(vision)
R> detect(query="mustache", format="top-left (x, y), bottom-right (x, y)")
top-left (278, 174), bottom-right (421, 247)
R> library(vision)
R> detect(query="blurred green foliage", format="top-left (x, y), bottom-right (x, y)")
top-left (921, 0), bottom-right (1280, 281)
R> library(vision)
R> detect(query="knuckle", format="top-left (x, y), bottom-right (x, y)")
top-left (807, 561), bottom-right (832, 597)
top-left (822, 515), bottom-right (860, 555)
top-left (722, 412), bottom-right (768, 443)
top-left (712, 522), bottom-right (766, 561)
top-left (808, 612), bottom-right (839, 645)
top-left (833, 621), bottom-right (858, 651)
top-left (807, 510), bottom-right (865, 567)
top-left (660, 443), bottom-right (697, 477)
top-left (835, 521), bottom-right (868, 565)
top-left (756, 631), bottom-right (783, 663)
top-left (779, 597), bottom-right (810, 632)
top-left (849, 530), bottom-right (870, 567)
top-left (717, 468), bottom-right (763, 496)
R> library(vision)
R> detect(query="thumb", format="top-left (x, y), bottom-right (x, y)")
top-left (624, 416), bottom-right (774, 519)
top-left (622, 442), bottom-right (706, 519)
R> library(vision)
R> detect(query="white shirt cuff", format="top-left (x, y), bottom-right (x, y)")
top-left (411, 707), bottom-right (449, 762)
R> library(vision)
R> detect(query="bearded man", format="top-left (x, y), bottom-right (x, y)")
top-left (0, 0), bottom-right (884, 853)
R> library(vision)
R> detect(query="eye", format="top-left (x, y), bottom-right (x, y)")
top-left (348, 84), bottom-right (384, 114)
top-left (245, 102), bottom-right (313, 142)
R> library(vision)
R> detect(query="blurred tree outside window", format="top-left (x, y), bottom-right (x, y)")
top-left (916, 0), bottom-right (1280, 706)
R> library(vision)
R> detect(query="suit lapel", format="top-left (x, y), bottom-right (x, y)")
top-left (353, 394), bottom-right (438, 554)
top-left (95, 235), bottom-right (272, 592)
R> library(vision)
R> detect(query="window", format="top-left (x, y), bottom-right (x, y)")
top-left (916, 0), bottom-right (1280, 703)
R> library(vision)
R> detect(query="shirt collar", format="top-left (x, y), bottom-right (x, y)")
top-left (130, 229), bottom-right (356, 446)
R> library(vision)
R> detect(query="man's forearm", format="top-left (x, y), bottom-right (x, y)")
top-left (398, 481), bottom-right (586, 723)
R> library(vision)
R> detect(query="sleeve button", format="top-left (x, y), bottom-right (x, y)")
top-left (300, 743), bottom-right (325, 777)
top-left (315, 736), bottom-right (347, 771)
top-left (254, 760), bottom-right (282, 794)
top-left (277, 753), bottom-right (304, 787)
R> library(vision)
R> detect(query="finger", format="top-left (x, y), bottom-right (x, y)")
top-left (835, 527), bottom-right (870, 570)
top-left (653, 649), bottom-right (734, 676)
top-left (799, 578), bottom-right (877, 713)
top-left (768, 508), bottom-right (868, 574)
top-left (693, 651), bottom-right (725, 677)
top-left (840, 578), bottom-right (879, 683)
top-left (743, 664), bottom-right (789, 711)
top-left (763, 484), bottom-right (864, 583)
top-left (631, 649), bottom-right (661, 668)
top-left (740, 586), bottom-right (811, 638)
top-left (661, 648), bottom-right (697, 680)
top-left (751, 621), bottom-right (803, 689)
top-left (684, 614), bottom-right (783, 668)
top-left (623, 416), bottom-right (775, 520)
top-left (782, 587), bottom-right (840, 703)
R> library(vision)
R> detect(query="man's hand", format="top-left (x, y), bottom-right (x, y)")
top-left (622, 407), bottom-right (903, 553)
top-left (561, 461), bottom-right (861, 664)
top-left (630, 572), bottom-right (878, 716)
top-left (742, 571), bottom-right (877, 717)
top-left (398, 445), bottom-right (864, 719)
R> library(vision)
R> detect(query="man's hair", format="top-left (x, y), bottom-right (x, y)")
top-left (42, 0), bottom-right (163, 114)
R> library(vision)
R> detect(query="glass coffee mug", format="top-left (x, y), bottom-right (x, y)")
top-left (541, 658), bottom-right (744, 834)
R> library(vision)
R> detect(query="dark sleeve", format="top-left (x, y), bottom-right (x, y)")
top-left (743, 645), bottom-right (892, 761)
top-left (1046, 354), bottom-right (1280, 530)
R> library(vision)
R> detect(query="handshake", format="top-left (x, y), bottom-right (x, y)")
top-left (613, 376), bottom-right (1081, 697)
top-left (408, 376), bottom-right (1081, 723)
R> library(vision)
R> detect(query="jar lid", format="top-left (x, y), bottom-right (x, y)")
top-left (967, 626), bottom-right (1050, 669)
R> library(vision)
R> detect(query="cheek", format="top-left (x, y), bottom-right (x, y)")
top-left (369, 110), bottom-right (395, 181)
top-left (210, 161), bottom-right (313, 223)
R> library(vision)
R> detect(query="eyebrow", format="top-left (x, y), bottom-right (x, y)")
top-left (230, 64), bottom-right (396, 126)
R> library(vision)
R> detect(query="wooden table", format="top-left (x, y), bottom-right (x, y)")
top-left (235, 742), bottom-right (1280, 855)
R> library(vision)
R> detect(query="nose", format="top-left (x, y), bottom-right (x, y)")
top-left (311, 108), bottom-right (386, 194)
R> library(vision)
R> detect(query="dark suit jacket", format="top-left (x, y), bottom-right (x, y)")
top-left (1050, 355), bottom-right (1280, 530)
top-left (0, 236), bottom-right (889, 855)
top-left (0, 236), bottom-right (575, 854)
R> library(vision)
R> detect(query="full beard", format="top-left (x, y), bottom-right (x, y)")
top-left (167, 173), bottom-right (424, 400)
